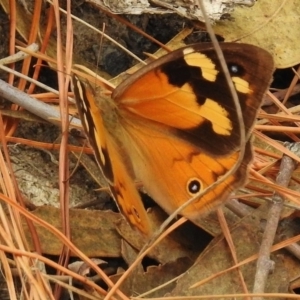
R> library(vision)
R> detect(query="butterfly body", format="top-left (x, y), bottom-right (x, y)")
top-left (73, 43), bottom-right (274, 234)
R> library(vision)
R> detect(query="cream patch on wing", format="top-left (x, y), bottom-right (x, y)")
top-left (93, 126), bottom-right (105, 164)
top-left (179, 83), bottom-right (232, 136)
top-left (232, 76), bottom-right (252, 94)
top-left (198, 98), bottom-right (232, 136)
top-left (183, 48), bottom-right (218, 82)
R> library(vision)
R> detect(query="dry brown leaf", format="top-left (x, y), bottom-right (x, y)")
top-left (23, 206), bottom-right (122, 257)
top-left (213, 0), bottom-right (300, 68)
top-left (168, 203), bottom-right (300, 296)
top-left (116, 207), bottom-right (204, 263)
top-left (110, 240), bottom-right (193, 297)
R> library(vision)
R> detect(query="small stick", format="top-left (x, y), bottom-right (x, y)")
top-left (0, 79), bottom-right (81, 128)
top-left (252, 142), bottom-right (300, 299)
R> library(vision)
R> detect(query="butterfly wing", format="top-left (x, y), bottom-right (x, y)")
top-left (113, 43), bottom-right (274, 223)
top-left (114, 43), bottom-right (273, 154)
top-left (72, 76), bottom-right (151, 234)
top-left (116, 120), bottom-right (252, 225)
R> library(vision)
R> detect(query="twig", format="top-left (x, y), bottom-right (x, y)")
top-left (252, 142), bottom-right (300, 299)
top-left (285, 242), bottom-right (300, 261)
top-left (0, 79), bottom-right (81, 128)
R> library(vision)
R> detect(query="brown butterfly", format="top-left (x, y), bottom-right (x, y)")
top-left (72, 43), bottom-right (274, 235)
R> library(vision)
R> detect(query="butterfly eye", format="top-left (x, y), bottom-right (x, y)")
top-left (187, 178), bottom-right (202, 196)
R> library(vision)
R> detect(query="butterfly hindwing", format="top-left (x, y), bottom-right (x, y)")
top-left (118, 119), bottom-right (253, 224)
top-left (72, 76), bottom-right (151, 234)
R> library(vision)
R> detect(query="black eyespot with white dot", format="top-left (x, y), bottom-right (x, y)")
top-left (228, 63), bottom-right (245, 76)
top-left (187, 178), bottom-right (202, 196)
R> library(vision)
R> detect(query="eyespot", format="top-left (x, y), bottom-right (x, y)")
top-left (229, 64), bottom-right (239, 74)
top-left (228, 63), bottom-right (245, 76)
top-left (187, 178), bottom-right (202, 196)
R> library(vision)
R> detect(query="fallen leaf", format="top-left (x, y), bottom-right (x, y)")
top-left (168, 203), bottom-right (299, 296)
top-left (23, 206), bottom-right (122, 257)
top-left (110, 240), bottom-right (193, 297)
top-left (213, 0), bottom-right (300, 68)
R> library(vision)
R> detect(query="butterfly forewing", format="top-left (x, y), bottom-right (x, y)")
top-left (114, 43), bottom-right (273, 155)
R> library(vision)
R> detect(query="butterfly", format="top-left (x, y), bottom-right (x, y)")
top-left (72, 43), bottom-right (274, 235)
